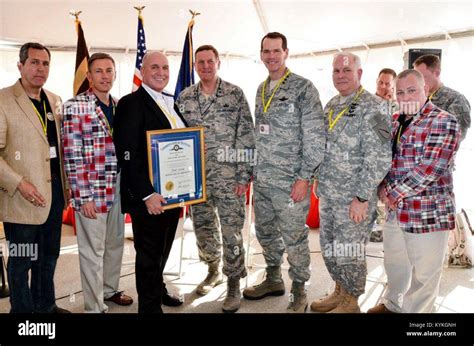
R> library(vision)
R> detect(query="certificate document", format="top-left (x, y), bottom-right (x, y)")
top-left (158, 139), bottom-right (195, 197)
top-left (147, 127), bottom-right (206, 210)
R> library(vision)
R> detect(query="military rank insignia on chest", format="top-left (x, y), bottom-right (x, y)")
top-left (346, 103), bottom-right (359, 117)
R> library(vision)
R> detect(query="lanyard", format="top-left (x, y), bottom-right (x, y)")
top-left (428, 86), bottom-right (441, 101)
top-left (196, 79), bottom-right (221, 120)
top-left (31, 100), bottom-right (48, 135)
top-left (396, 114), bottom-right (414, 143)
top-left (261, 69), bottom-right (291, 113)
top-left (102, 105), bottom-right (116, 136)
top-left (156, 100), bottom-right (177, 128)
top-left (328, 86), bottom-right (364, 131)
top-left (396, 124), bottom-right (404, 144)
top-left (96, 95), bottom-right (115, 136)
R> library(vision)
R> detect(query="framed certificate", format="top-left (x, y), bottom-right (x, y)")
top-left (147, 127), bottom-right (206, 210)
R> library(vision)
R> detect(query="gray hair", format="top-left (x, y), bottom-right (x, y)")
top-left (333, 52), bottom-right (361, 69)
top-left (19, 42), bottom-right (50, 64)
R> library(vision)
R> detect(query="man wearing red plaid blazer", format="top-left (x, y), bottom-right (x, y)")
top-left (369, 69), bottom-right (461, 314)
top-left (62, 53), bottom-right (132, 312)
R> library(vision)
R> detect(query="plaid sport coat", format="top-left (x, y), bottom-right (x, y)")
top-left (384, 101), bottom-right (461, 233)
top-left (62, 90), bottom-right (118, 213)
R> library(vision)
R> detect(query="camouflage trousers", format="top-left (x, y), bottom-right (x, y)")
top-left (253, 182), bottom-right (311, 283)
top-left (190, 190), bottom-right (247, 279)
top-left (319, 197), bottom-right (377, 297)
top-left (370, 201), bottom-right (386, 242)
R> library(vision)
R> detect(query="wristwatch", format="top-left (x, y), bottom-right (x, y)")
top-left (356, 196), bottom-right (368, 203)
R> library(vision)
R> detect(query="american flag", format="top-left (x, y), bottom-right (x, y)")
top-left (132, 14), bottom-right (147, 91)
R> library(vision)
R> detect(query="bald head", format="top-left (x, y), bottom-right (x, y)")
top-left (142, 51), bottom-right (167, 69)
top-left (141, 51), bottom-right (170, 92)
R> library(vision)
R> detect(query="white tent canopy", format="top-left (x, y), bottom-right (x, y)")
top-left (0, 0), bottom-right (473, 57)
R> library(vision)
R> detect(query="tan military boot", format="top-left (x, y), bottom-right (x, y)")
top-left (196, 261), bottom-right (223, 296)
top-left (243, 266), bottom-right (285, 300)
top-left (328, 287), bottom-right (361, 313)
top-left (310, 282), bottom-right (342, 312)
top-left (367, 303), bottom-right (395, 314)
top-left (286, 282), bottom-right (308, 313)
top-left (222, 277), bottom-right (241, 313)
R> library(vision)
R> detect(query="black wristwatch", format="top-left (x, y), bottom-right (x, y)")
top-left (356, 196), bottom-right (368, 203)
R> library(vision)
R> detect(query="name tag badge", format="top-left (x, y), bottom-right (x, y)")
top-left (259, 124), bottom-right (270, 135)
top-left (49, 146), bottom-right (57, 159)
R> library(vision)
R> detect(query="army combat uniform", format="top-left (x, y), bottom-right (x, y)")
top-left (316, 87), bottom-right (392, 299)
top-left (252, 71), bottom-right (325, 285)
top-left (176, 78), bottom-right (255, 280)
top-left (429, 85), bottom-right (471, 141)
top-left (371, 97), bottom-right (398, 242)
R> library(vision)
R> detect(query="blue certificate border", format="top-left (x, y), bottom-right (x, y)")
top-left (147, 127), bottom-right (206, 210)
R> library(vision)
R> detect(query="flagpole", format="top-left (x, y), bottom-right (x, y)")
top-left (69, 10), bottom-right (82, 30)
top-left (132, 6), bottom-right (147, 92)
top-left (70, 10), bottom-right (89, 96)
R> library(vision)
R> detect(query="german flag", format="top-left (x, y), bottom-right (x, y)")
top-left (73, 18), bottom-right (89, 96)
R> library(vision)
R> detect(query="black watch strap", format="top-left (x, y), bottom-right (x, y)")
top-left (356, 196), bottom-right (368, 203)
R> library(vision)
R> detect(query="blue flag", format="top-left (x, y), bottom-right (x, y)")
top-left (174, 19), bottom-right (196, 100)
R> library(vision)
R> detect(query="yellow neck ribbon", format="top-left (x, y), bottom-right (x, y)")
top-left (31, 100), bottom-right (48, 135)
top-left (428, 86), bottom-right (441, 101)
top-left (328, 87), bottom-right (364, 131)
top-left (261, 69), bottom-right (291, 113)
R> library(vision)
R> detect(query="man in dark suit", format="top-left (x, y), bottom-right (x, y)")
top-left (114, 51), bottom-right (186, 313)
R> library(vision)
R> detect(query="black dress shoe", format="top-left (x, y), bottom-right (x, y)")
top-left (162, 293), bottom-right (183, 307)
top-left (51, 306), bottom-right (71, 313)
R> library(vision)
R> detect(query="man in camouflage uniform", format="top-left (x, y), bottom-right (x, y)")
top-left (310, 52), bottom-right (392, 313)
top-left (242, 32), bottom-right (325, 313)
top-left (371, 67), bottom-right (398, 243)
top-left (176, 45), bottom-right (255, 313)
top-left (414, 54), bottom-right (470, 141)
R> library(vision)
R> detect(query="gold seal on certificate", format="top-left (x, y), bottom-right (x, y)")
top-left (147, 127), bottom-right (206, 210)
top-left (165, 181), bottom-right (174, 191)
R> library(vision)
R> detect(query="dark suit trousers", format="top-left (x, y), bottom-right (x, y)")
top-left (130, 208), bottom-right (180, 313)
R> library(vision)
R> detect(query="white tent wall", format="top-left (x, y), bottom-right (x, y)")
top-left (0, 34), bottom-right (472, 215)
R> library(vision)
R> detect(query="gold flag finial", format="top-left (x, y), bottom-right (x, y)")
top-left (189, 9), bottom-right (201, 20)
top-left (69, 10), bottom-right (82, 21)
top-left (134, 6), bottom-right (146, 16)
top-left (188, 9), bottom-right (200, 26)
